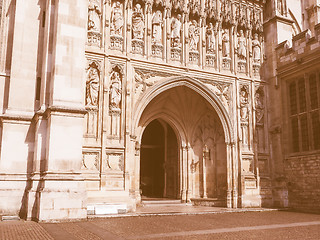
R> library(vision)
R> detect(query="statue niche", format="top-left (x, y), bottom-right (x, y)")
top-left (85, 61), bottom-right (100, 138)
top-left (252, 33), bottom-right (261, 76)
top-left (188, 20), bottom-right (200, 64)
top-left (110, 1), bottom-right (124, 50)
top-left (237, 29), bottom-right (247, 73)
top-left (109, 71), bottom-right (122, 111)
top-left (170, 13), bottom-right (182, 61)
top-left (206, 22), bottom-right (216, 67)
top-left (221, 28), bottom-right (231, 70)
top-left (151, 9), bottom-right (164, 57)
top-left (86, 64), bottom-right (100, 106)
top-left (132, 3), bottom-right (145, 54)
top-left (109, 70), bottom-right (122, 138)
top-left (87, 0), bottom-right (102, 46)
top-left (239, 86), bottom-right (250, 149)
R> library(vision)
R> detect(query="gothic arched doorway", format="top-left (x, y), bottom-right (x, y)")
top-left (134, 77), bottom-right (236, 207)
top-left (140, 119), bottom-right (179, 199)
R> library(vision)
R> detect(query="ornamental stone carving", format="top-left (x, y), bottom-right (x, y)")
top-left (205, 0), bottom-right (218, 20)
top-left (207, 82), bottom-right (231, 112)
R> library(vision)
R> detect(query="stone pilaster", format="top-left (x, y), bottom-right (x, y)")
top-left (36, 0), bottom-right (88, 221)
top-left (0, 0), bottom-right (43, 218)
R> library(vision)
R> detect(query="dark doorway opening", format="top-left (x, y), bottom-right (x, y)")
top-left (140, 119), bottom-right (179, 199)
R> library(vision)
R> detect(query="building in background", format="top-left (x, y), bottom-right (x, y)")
top-left (0, 0), bottom-right (319, 221)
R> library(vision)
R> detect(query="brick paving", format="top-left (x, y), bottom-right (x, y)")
top-left (0, 211), bottom-right (319, 239)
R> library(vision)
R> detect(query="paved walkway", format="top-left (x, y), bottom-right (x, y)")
top-left (1, 206), bottom-right (320, 239)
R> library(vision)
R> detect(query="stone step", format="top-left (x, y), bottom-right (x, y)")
top-left (191, 198), bottom-right (226, 207)
top-left (1, 215), bottom-right (20, 221)
top-left (87, 203), bottom-right (127, 215)
top-left (142, 199), bottom-right (182, 205)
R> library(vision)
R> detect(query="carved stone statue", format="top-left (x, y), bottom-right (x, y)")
top-left (188, 20), bottom-right (200, 51)
top-left (86, 67), bottom-right (99, 106)
top-left (171, 14), bottom-right (182, 47)
top-left (88, 0), bottom-right (101, 32)
top-left (152, 10), bottom-right (163, 44)
top-left (237, 30), bottom-right (246, 60)
top-left (206, 23), bottom-right (215, 53)
top-left (240, 88), bottom-right (249, 122)
top-left (222, 29), bottom-right (230, 57)
top-left (110, 72), bottom-right (122, 109)
top-left (111, 1), bottom-right (124, 36)
top-left (252, 33), bottom-right (261, 62)
top-left (132, 3), bottom-right (145, 40)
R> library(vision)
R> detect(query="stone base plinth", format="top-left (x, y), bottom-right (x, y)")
top-left (35, 179), bottom-right (87, 222)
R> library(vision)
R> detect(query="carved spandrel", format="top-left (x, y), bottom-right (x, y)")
top-left (206, 82), bottom-right (232, 113)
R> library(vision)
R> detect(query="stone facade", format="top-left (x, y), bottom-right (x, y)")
top-left (0, 0), bottom-right (318, 221)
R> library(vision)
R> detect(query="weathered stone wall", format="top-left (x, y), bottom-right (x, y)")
top-left (284, 154), bottom-right (320, 212)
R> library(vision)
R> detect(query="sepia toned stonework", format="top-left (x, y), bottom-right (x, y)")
top-left (0, 0), bottom-right (319, 221)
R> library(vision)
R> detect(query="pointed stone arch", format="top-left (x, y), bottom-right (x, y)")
top-left (133, 76), bottom-right (234, 144)
top-left (133, 76), bottom-right (238, 208)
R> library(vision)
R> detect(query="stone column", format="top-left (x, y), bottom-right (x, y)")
top-left (36, 0), bottom-right (88, 221)
top-left (226, 142), bottom-right (233, 208)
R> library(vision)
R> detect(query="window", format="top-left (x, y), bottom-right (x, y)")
top-left (288, 73), bottom-right (320, 152)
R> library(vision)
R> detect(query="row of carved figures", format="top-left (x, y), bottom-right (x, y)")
top-left (88, 1), bottom-right (262, 70)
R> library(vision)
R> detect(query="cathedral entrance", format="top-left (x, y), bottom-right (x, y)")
top-left (140, 119), bottom-right (179, 199)
top-left (135, 79), bottom-right (234, 205)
